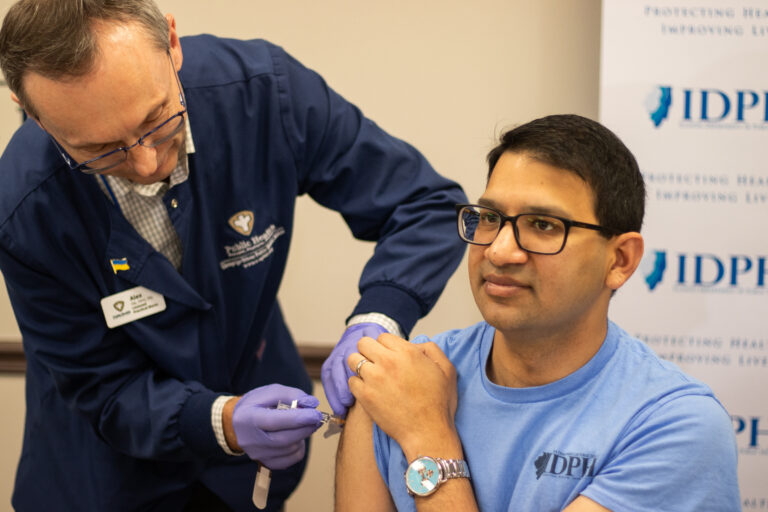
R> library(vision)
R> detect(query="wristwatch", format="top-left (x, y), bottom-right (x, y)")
top-left (404, 456), bottom-right (471, 497)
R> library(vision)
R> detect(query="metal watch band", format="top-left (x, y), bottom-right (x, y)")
top-left (405, 456), bottom-right (471, 497)
top-left (437, 457), bottom-right (471, 483)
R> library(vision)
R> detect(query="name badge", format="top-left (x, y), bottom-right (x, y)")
top-left (100, 286), bottom-right (166, 329)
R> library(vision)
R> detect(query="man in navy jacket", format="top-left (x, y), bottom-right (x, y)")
top-left (0, 1), bottom-right (466, 510)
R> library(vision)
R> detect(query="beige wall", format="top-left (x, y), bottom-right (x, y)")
top-left (0, 1), bottom-right (601, 509)
top-left (0, 375), bottom-right (23, 511)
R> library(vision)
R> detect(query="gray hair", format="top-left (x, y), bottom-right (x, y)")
top-left (0, 0), bottom-right (169, 118)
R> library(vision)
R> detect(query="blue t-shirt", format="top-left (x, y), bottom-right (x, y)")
top-left (373, 321), bottom-right (740, 511)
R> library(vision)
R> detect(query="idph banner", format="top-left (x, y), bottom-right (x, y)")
top-left (600, 2), bottom-right (767, 507)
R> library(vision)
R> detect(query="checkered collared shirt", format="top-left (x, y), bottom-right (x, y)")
top-left (95, 121), bottom-right (195, 270)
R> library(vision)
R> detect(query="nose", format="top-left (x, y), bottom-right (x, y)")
top-left (486, 221), bottom-right (528, 266)
top-left (126, 144), bottom-right (159, 177)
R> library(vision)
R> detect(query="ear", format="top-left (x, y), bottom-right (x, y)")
top-left (11, 92), bottom-right (40, 126)
top-left (166, 14), bottom-right (183, 70)
top-left (605, 232), bottom-right (644, 291)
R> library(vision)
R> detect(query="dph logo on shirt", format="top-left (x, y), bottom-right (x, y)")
top-left (534, 451), bottom-right (596, 480)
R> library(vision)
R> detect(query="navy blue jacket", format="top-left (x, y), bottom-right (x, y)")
top-left (0, 36), bottom-right (466, 511)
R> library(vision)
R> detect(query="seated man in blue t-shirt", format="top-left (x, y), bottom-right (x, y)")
top-left (334, 114), bottom-right (741, 512)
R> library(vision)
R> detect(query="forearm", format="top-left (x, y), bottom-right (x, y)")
top-left (413, 477), bottom-right (479, 512)
top-left (335, 403), bottom-right (395, 512)
top-left (395, 426), bottom-right (479, 512)
top-left (347, 336), bottom-right (480, 511)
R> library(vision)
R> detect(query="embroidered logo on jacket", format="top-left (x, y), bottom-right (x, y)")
top-left (534, 451), bottom-right (596, 480)
top-left (228, 210), bottom-right (255, 236)
top-left (220, 224), bottom-right (285, 270)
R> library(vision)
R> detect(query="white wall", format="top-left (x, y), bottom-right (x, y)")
top-left (0, 1), bottom-right (602, 509)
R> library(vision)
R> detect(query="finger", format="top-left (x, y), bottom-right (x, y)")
top-left (322, 354), bottom-right (354, 414)
top-left (354, 336), bottom-right (377, 355)
top-left (296, 394), bottom-right (320, 409)
top-left (374, 332), bottom-right (411, 351)
top-left (252, 383), bottom-right (316, 408)
top-left (347, 375), bottom-right (366, 404)
top-left (262, 441), bottom-right (307, 470)
top-left (327, 387), bottom-right (351, 417)
top-left (420, 342), bottom-right (456, 379)
top-left (356, 336), bottom-right (389, 361)
top-left (251, 407), bottom-right (323, 432)
top-left (347, 353), bottom-right (375, 380)
top-left (357, 336), bottom-right (376, 346)
top-left (321, 362), bottom-right (346, 416)
top-left (252, 440), bottom-right (305, 459)
top-left (419, 341), bottom-right (451, 365)
top-left (327, 384), bottom-right (353, 418)
top-left (266, 423), bottom-right (321, 445)
top-left (347, 376), bottom-right (377, 419)
top-left (347, 352), bottom-right (365, 374)
top-left (330, 364), bottom-right (356, 411)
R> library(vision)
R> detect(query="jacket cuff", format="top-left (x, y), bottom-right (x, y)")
top-left (179, 389), bottom-right (224, 457)
top-left (350, 283), bottom-right (425, 338)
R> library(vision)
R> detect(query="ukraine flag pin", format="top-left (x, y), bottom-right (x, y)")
top-left (110, 258), bottom-right (130, 274)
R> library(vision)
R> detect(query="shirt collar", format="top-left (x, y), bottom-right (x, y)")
top-left (97, 115), bottom-right (195, 200)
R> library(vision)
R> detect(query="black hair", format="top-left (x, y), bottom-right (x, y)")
top-left (487, 114), bottom-right (645, 234)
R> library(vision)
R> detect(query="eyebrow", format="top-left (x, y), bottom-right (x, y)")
top-left (477, 197), bottom-right (573, 218)
top-left (67, 100), bottom-right (167, 151)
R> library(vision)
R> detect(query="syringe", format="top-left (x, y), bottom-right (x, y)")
top-left (253, 398), bottom-right (346, 508)
top-left (276, 400), bottom-right (345, 436)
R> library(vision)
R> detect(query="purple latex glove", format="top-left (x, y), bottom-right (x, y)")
top-left (321, 322), bottom-right (388, 417)
top-left (232, 383), bottom-right (323, 469)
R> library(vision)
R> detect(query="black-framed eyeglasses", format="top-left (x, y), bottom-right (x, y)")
top-left (455, 204), bottom-right (619, 255)
top-left (48, 52), bottom-right (187, 175)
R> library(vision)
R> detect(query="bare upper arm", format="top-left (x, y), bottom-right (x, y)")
top-left (335, 402), bottom-right (395, 512)
top-left (563, 495), bottom-right (612, 512)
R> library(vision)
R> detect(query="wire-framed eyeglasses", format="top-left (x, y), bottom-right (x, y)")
top-left (455, 204), bottom-right (619, 255)
top-left (49, 52), bottom-right (187, 175)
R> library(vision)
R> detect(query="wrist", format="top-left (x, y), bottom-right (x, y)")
top-left (222, 396), bottom-right (242, 453)
top-left (347, 313), bottom-right (403, 338)
top-left (404, 455), bottom-right (471, 497)
top-left (399, 426), bottom-right (463, 463)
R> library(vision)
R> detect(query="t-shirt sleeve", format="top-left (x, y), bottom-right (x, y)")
top-left (581, 393), bottom-right (741, 512)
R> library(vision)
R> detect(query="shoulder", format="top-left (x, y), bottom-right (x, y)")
top-left (0, 121), bottom-right (69, 229)
top-left (603, 324), bottom-right (736, 467)
top-left (179, 35), bottom-right (291, 89)
top-left (410, 321), bottom-right (490, 362)
top-left (608, 322), bottom-right (717, 398)
top-left (584, 392), bottom-right (739, 510)
top-left (0, 122), bottom-right (103, 262)
top-left (597, 323), bottom-right (734, 448)
top-left (583, 326), bottom-right (740, 509)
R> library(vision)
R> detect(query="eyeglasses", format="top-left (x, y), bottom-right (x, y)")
top-left (455, 204), bottom-right (618, 255)
top-left (49, 52), bottom-right (187, 175)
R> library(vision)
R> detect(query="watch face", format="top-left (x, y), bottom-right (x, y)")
top-left (405, 457), bottom-right (440, 496)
